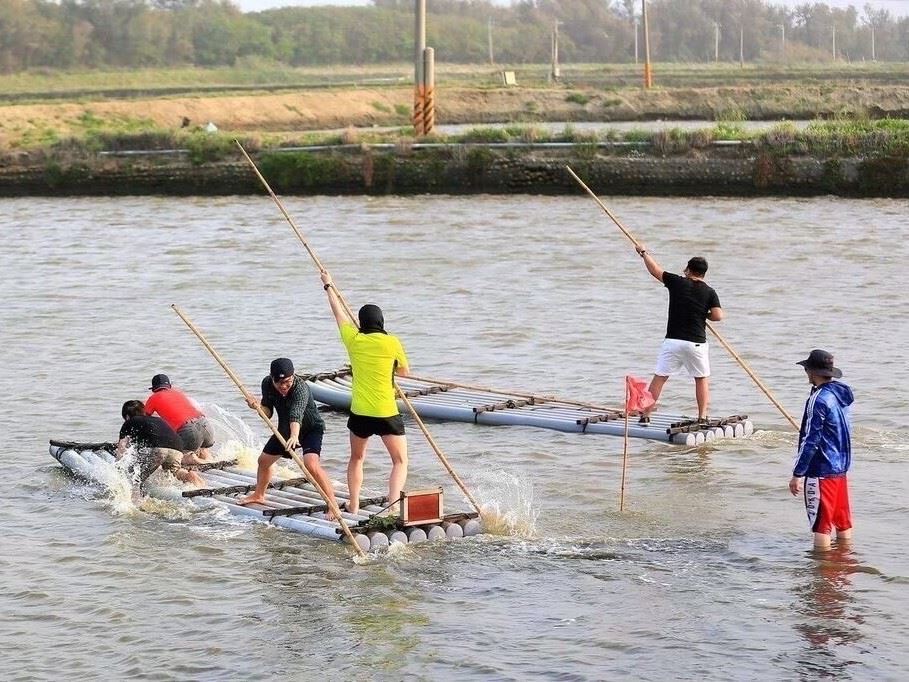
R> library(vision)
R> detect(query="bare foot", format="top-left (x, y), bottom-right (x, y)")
top-left (237, 494), bottom-right (266, 506)
top-left (326, 501), bottom-right (347, 522)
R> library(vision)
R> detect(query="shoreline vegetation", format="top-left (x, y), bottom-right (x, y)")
top-left (1, 63), bottom-right (908, 197)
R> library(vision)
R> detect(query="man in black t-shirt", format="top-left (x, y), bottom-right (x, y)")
top-left (117, 400), bottom-right (204, 488)
top-left (634, 246), bottom-right (724, 423)
top-left (237, 358), bottom-right (338, 513)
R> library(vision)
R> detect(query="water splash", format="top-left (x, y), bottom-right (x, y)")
top-left (469, 468), bottom-right (539, 538)
top-left (66, 447), bottom-right (139, 515)
top-left (204, 403), bottom-right (263, 471)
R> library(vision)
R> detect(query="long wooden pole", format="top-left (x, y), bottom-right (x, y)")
top-left (620, 380), bottom-right (629, 511)
top-left (236, 142), bottom-right (483, 515)
top-left (565, 165), bottom-right (800, 431)
top-left (235, 142), bottom-right (356, 318)
top-left (396, 390), bottom-right (482, 514)
top-left (406, 372), bottom-right (624, 414)
top-left (171, 305), bottom-right (366, 558)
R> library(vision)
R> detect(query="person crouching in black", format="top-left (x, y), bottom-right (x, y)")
top-left (117, 400), bottom-right (204, 489)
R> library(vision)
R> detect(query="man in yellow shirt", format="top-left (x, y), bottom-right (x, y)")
top-left (321, 271), bottom-right (409, 515)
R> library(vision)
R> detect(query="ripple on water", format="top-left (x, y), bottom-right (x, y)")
top-left (2, 195), bottom-right (909, 678)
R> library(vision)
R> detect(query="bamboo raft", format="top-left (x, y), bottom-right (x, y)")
top-left (305, 369), bottom-right (754, 446)
top-left (49, 440), bottom-right (480, 552)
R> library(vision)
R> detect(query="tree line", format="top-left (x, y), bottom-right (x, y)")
top-left (1, 0), bottom-right (907, 73)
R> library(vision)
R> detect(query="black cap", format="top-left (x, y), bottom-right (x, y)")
top-left (270, 357), bottom-right (294, 380)
top-left (149, 374), bottom-right (171, 391)
top-left (796, 349), bottom-right (842, 378)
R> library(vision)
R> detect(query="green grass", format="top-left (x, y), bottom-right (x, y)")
top-left (1, 61), bottom-right (907, 110)
top-left (565, 92), bottom-right (591, 105)
top-left (7, 113), bottom-right (907, 164)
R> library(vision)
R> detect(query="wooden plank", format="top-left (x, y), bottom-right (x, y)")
top-left (576, 412), bottom-right (623, 425)
top-left (186, 458), bottom-right (238, 472)
top-left (262, 495), bottom-right (389, 518)
top-left (473, 398), bottom-right (534, 414)
top-left (403, 385), bottom-right (449, 397)
top-left (182, 476), bottom-right (310, 498)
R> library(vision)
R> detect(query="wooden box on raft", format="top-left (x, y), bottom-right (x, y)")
top-left (401, 487), bottom-right (444, 526)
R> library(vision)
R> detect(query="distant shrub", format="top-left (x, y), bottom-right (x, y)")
top-left (86, 130), bottom-right (178, 151)
top-left (565, 92), bottom-right (590, 105)
top-left (688, 128), bottom-right (715, 149)
top-left (714, 107), bottom-right (746, 122)
top-left (557, 124), bottom-right (599, 143)
top-left (466, 146), bottom-right (495, 175)
top-left (183, 131), bottom-right (236, 165)
top-left (459, 127), bottom-right (508, 143)
top-left (714, 121), bottom-right (746, 140)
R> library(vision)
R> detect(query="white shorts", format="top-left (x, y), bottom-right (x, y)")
top-left (654, 338), bottom-right (710, 378)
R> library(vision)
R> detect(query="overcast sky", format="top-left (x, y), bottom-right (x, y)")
top-left (236, 0), bottom-right (909, 16)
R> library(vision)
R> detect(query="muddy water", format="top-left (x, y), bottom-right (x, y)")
top-left (1, 194), bottom-right (907, 680)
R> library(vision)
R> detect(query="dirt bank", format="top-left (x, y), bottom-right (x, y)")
top-left (2, 84), bottom-right (909, 147)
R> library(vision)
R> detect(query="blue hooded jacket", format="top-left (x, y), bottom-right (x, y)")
top-left (792, 380), bottom-right (854, 478)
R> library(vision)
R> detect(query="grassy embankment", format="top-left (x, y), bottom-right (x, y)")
top-left (1, 62), bottom-right (907, 196)
top-left (2, 61), bottom-right (909, 154)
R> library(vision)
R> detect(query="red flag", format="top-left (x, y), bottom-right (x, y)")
top-left (625, 375), bottom-right (655, 413)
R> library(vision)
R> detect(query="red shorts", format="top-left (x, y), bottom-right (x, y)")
top-left (804, 476), bottom-right (852, 535)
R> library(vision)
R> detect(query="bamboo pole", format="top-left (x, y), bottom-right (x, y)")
top-left (236, 142), bottom-right (484, 515)
top-left (234, 142), bottom-right (356, 317)
top-left (406, 372), bottom-right (624, 414)
top-left (620, 380), bottom-right (630, 511)
top-left (565, 165), bottom-right (800, 431)
top-left (396, 390), bottom-right (482, 515)
top-left (171, 305), bottom-right (366, 558)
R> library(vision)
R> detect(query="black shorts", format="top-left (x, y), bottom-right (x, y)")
top-left (263, 430), bottom-right (323, 458)
top-left (347, 413), bottom-right (406, 439)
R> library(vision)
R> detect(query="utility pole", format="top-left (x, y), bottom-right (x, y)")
top-left (871, 24), bottom-right (876, 61)
top-left (714, 22), bottom-right (719, 62)
top-left (487, 17), bottom-right (494, 65)
top-left (832, 25), bottom-right (836, 61)
top-left (414, 0), bottom-right (426, 134)
top-left (551, 20), bottom-right (561, 81)
top-left (634, 17), bottom-right (639, 64)
top-left (641, 0), bottom-right (653, 88)
top-left (739, 26), bottom-right (744, 67)
top-left (780, 23), bottom-right (785, 56)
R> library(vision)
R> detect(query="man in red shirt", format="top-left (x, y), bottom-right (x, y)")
top-left (145, 374), bottom-right (215, 460)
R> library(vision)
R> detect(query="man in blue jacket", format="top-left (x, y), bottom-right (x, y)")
top-left (789, 349), bottom-right (854, 550)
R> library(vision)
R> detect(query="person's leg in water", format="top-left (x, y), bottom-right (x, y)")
top-left (238, 452), bottom-right (281, 505)
top-left (346, 434), bottom-right (369, 515)
top-left (381, 434), bottom-right (408, 512)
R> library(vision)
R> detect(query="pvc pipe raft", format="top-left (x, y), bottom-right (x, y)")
top-left (306, 370), bottom-right (754, 446)
top-left (49, 442), bottom-right (482, 550)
